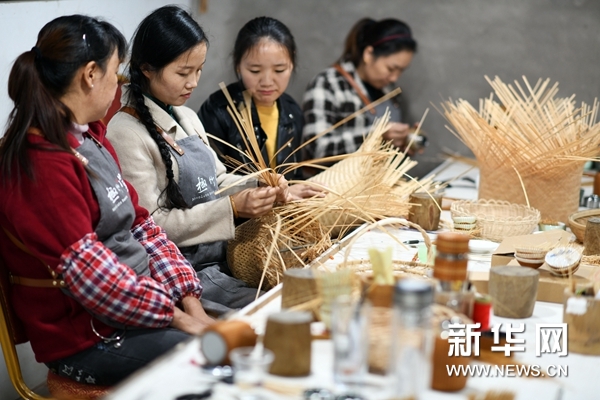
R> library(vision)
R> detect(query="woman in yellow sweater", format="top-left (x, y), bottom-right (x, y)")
top-left (199, 16), bottom-right (323, 200)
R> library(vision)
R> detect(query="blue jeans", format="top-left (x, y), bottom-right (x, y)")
top-left (45, 328), bottom-right (190, 386)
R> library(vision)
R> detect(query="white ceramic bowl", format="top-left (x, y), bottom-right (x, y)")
top-left (545, 247), bottom-right (581, 277)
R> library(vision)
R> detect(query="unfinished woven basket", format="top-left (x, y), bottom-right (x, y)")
top-left (227, 210), bottom-right (332, 290)
top-left (451, 199), bottom-right (540, 242)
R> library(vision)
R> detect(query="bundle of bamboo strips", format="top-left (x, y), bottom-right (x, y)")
top-left (214, 83), bottom-right (434, 289)
top-left (442, 76), bottom-right (600, 222)
top-left (306, 111), bottom-right (435, 237)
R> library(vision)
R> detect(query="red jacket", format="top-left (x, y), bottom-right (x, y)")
top-left (0, 121), bottom-right (198, 362)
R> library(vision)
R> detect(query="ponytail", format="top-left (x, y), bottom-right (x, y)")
top-left (0, 15), bottom-right (126, 182)
top-left (338, 18), bottom-right (375, 65)
top-left (337, 18), bottom-right (417, 66)
top-left (1, 49), bottom-right (72, 181)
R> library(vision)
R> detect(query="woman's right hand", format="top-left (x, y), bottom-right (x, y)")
top-left (383, 122), bottom-right (410, 149)
top-left (231, 187), bottom-right (280, 218)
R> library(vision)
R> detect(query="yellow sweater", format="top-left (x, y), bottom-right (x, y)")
top-left (256, 103), bottom-right (279, 168)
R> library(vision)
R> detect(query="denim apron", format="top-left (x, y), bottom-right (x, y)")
top-left (169, 134), bottom-right (260, 316)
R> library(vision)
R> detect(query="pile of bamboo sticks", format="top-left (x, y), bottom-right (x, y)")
top-left (441, 76), bottom-right (600, 222)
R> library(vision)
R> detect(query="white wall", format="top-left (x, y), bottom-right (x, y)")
top-left (0, 0), bottom-right (198, 131)
top-left (0, 2), bottom-right (196, 397)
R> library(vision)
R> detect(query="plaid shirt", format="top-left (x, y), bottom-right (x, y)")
top-left (301, 61), bottom-right (399, 162)
top-left (57, 216), bottom-right (202, 328)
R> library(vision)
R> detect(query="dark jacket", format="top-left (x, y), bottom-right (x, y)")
top-left (198, 81), bottom-right (303, 180)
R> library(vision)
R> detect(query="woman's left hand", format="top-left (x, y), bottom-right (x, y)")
top-left (181, 296), bottom-right (215, 326)
top-left (288, 183), bottom-right (327, 200)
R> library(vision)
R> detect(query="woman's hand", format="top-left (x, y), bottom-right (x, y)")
top-left (170, 306), bottom-right (212, 335)
top-left (181, 296), bottom-right (215, 326)
top-left (288, 183), bottom-right (327, 200)
top-left (274, 174), bottom-right (292, 203)
top-left (231, 187), bottom-right (280, 218)
top-left (383, 122), bottom-right (410, 149)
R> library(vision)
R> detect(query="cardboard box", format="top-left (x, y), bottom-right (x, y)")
top-left (470, 262), bottom-right (594, 304)
top-left (491, 230), bottom-right (573, 267)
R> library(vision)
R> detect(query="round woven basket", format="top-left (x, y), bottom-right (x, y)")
top-left (451, 199), bottom-right (540, 242)
top-left (568, 209), bottom-right (600, 242)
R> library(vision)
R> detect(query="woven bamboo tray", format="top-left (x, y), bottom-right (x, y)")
top-left (451, 199), bottom-right (540, 242)
top-left (568, 209), bottom-right (600, 243)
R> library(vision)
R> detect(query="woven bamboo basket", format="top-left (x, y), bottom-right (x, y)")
top-left (451, 199), bottom-right (540, 242)
top-left (227, 210), bottom-right (332, 291)
top-left (568, 209), bottom-right (600, 243)
top-left (479, 163), bottom-right (583, 224)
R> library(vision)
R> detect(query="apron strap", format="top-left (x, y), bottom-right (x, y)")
top-left (119, 106), bottom-right (185, 156)
top-left (1, 226), bottom-right (66, 288)
top-left (333, 63), bottom-right (376, 115)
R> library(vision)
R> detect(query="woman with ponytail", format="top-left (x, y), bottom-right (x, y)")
top-left (0, 15), bottom-right (212, 386)
top-left (301, 18), bottom-right (419, 177)
top-left (107, 6), bottom-right (289, 316)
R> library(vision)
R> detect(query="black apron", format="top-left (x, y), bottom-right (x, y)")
top-left (168, 134), bottom-right (260, 316)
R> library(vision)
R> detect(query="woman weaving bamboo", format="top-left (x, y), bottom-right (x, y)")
top-left (301, 18), bottom-right (421, 177)
top-left (107, 6), bottom-right (290, 316)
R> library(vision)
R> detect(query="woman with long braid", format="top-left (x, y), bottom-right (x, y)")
top-left (107, 6), bottom-right (289, 316)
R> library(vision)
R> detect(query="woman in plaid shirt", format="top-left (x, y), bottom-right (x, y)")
top-left (302, 18), bottom-right (418, 177)
top-left (0, 15), bottom-right (212, 386)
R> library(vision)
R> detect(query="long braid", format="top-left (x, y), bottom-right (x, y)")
top-left (127, 68), bottom-right (189, 210)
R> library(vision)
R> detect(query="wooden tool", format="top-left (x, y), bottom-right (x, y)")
top-left (489, 266), bottom-right (539, 318)
top-left (408, 191), bottom-right (443, 231)
top-left (263, 311), bottom-right (312, 377)
top-left (200, 320), bottom-right (257, 365)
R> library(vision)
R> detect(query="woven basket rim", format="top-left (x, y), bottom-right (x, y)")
top-left (568, 209), bottom-right (600, 230)
top-left (451, 199), bottom-right (540, 223)
top-left (567, 208), bottom-right (600, 242)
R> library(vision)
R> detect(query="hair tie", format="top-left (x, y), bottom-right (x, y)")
top-left (371, 33), bottom-right (412, 47)
top-left (31, 46), bottom-right (42, 60)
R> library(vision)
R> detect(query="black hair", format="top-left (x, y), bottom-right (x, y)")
top-left (0, 15), bottom-right (126, 181)
top-left (338, 18), bottom-right (417, 66)
top-left (127, 5), bottom-right (208, 210)
top-left (233, 16), bottom-right (296, 78)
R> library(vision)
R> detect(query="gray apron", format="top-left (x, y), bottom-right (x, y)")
top-left (171, 135), bottom-right (227, 271)
top-left (169, 135), bottom-right (260, 316)
top-left (77, 136), bottom-right (150, 276)
top-left (75, 136), bottom-right (150, 329)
